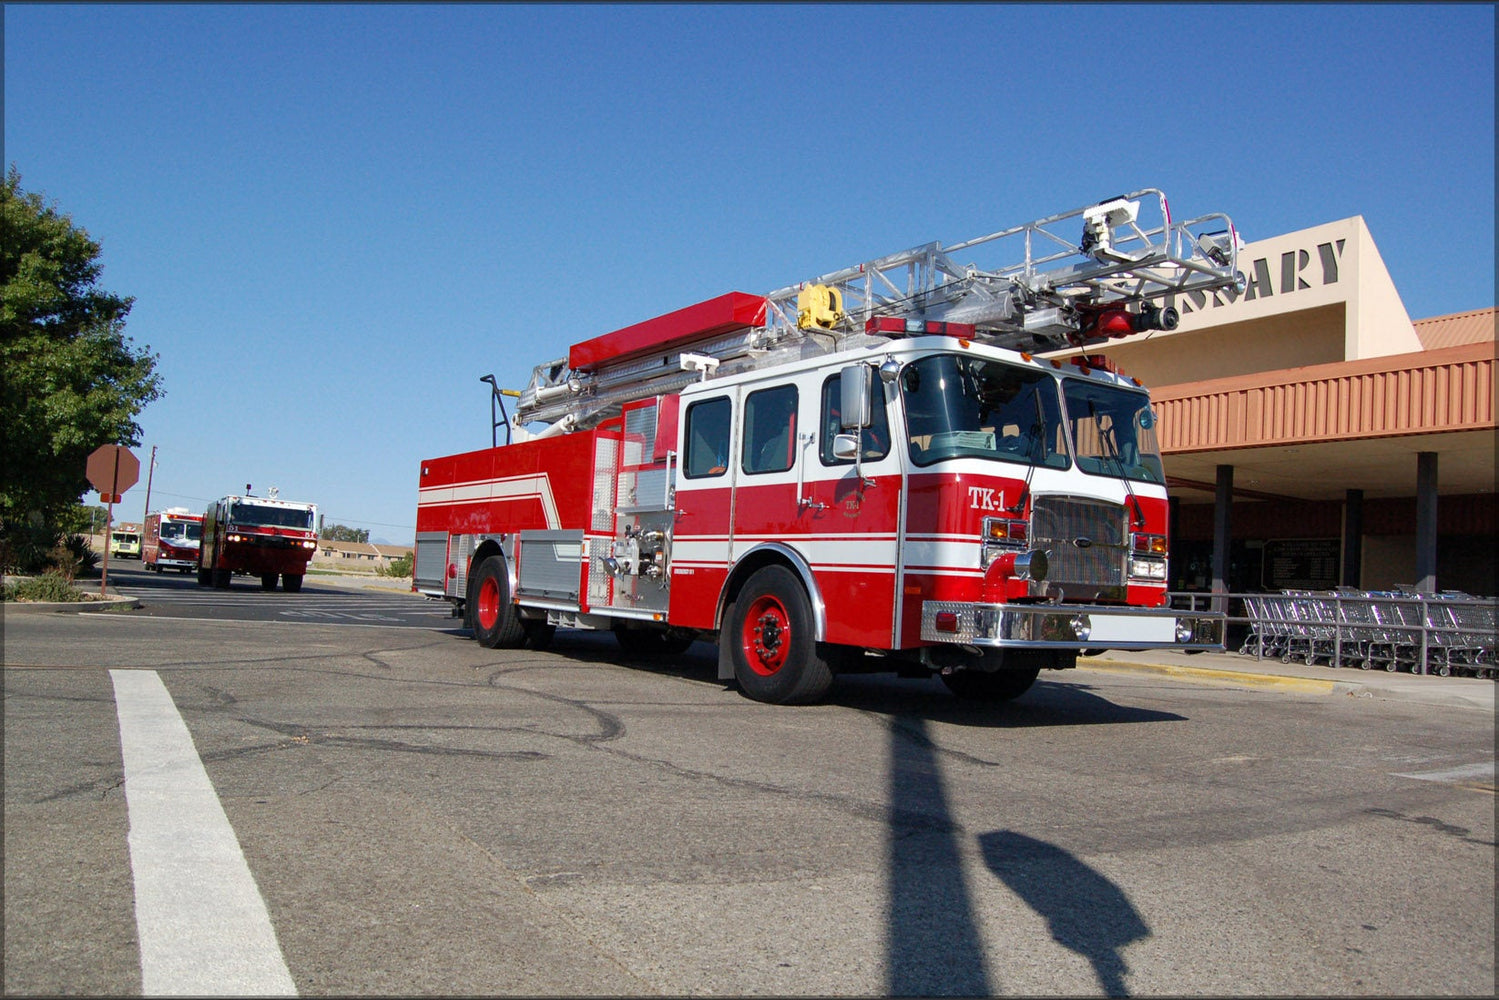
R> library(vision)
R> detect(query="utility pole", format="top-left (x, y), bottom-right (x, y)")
top-left (142, 445), bottom-right (157, 522)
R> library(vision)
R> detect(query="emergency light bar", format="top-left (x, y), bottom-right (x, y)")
top-left (864, 316), bottom-right (978, 338)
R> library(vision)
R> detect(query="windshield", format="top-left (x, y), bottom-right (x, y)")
top-left (1062, 379), bottom-right (1165, 484)
top-left (161, 521), bottom-right (202, 542)
top-left (230, 501), bottom-right (314, 530)
top-left (900, 354), bottom-right (1068, 469)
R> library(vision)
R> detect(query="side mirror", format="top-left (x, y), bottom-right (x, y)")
top-left (833, 434), bottom-right (859, 461)
top-left (840, 364), bottom-right (872, 430)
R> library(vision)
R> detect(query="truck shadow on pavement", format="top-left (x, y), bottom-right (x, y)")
top-left (886, 714), bottom-right (1153, 997)
top-left (537, 632), bottom-right (1186, 730)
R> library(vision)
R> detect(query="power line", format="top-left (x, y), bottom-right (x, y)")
top-left (146, 491), bottom-right (415, 532)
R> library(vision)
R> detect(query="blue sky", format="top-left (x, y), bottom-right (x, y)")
top-left (6, 3), bottom-right (1494, 543)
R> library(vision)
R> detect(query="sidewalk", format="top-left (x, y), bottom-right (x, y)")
top-left (307, 573), bottom-right (417, 593)
top-left (1079, 647), bottom-right (1495, 712)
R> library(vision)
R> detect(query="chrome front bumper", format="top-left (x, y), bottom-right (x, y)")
top-left (921, 601), bottom-right (1224, 651)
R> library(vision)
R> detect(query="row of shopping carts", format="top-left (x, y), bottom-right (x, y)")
top-left (1237, 588), bottom-right (1497, 677)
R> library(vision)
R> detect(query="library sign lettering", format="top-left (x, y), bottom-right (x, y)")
top-left (1169, 238), bottom-right (1346, 317)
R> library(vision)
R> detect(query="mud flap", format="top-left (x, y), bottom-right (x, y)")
top-left (717, 601), bottom-right (736, 680)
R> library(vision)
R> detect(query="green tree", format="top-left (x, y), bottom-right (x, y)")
top-left (320, 523), bottom-right (371, 543)
top-left (58, 503), bottom-right (111, 536)
top-left (1, 166), bottom-right (162, 563)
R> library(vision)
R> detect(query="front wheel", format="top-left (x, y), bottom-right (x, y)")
top-left (726, 565), bottom-right (832, 704)
top-left (469, 555), bottom-right (525, 648)
top-left (260, 573), bottom-right (279, 591)
top-left (941, 666), bottom-right (1041, 702)
top-left (282, 573), bottom-right (303, 593)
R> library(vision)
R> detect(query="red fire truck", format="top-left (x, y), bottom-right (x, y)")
top-left (142, 507), bottom-right (203, 573)
top-left (415, 190), bottom-right (1244, 703)
top-left (197, 491), bottom-right (320, 592)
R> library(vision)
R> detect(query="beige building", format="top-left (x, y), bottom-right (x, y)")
top-left (311, 540), bottom-right (413, 573)
top-left (1057, 216), bottom-right (1495, 597)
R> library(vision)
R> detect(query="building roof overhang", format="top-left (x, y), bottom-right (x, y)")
top-left (1154, 340), bottom-right (1496, 503)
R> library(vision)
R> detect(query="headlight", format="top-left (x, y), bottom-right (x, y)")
top-left (1129, 556), bottom-right (1168, 581)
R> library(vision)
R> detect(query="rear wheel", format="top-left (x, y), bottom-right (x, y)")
top-left (282, 573), bottom-right (303, 593)
top-left (260, 574), bottom-right (279, 591)
top-left (469, 555), bottom-right (525, 648)
top-left (197, 566), bottom-right (210, 586)
top-left (941, 665), bottom-right (1041, 702)
top-left (727, 565), bottom-right (832, 704)
top-left (212, 568), bottom-right (232, 589)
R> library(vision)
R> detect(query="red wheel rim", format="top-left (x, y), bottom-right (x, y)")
top-left (741, 594), bottom-right (791, 676)
top-left (477, 575), bottom-right (500, 630)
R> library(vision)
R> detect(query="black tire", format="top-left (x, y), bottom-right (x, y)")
top-left (469, 555), bottom-right (525, 648)
top-left (725, 565), bottom-right (833, 704)
top-left (941, 665), bottom-right (1041, 702)
top-left (613, 626), bottom-right (694, 657)
top-left (212, 568), bottom-right (232, 589)
top-left (197, 566), bottom-right (211, 586)
top-left (282, 573), bottom-right (303, 593)
top-left (260, 574), bottom-right (279, 591)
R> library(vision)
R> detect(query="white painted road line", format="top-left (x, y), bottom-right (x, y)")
top-left (110, 669), bottom-right (297, 996)
top-left (1390, 760), bottom-right (1496, 785)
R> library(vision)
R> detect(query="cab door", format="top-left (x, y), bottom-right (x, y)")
top-left (668, 389), bottom-right (738, 628)
top-left (798, 365), bottom-right (903, 649)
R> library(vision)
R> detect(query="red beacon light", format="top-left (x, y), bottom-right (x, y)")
top-left (1084, 303), bottom-right (1180, 341)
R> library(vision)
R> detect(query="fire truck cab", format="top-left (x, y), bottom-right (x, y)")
top-left (198, 491), bottom-right (319, 592)
top-left (143, 507), bottom-right (203, 573)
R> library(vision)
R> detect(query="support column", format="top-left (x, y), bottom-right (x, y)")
top-left (1212, 464), bottom-right (1233, 613)
top-left (1415, 452), bottom-right (1438, 593)
top-left (1341, 488), bottom-right (1363, 588)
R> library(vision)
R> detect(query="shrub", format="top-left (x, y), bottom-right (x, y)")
top-left (63, 534), bottom-right (100, 575)
top-left (48, 534), bottom-right (100, 582)
top-left (377, 551), bottom-right (414, 578)
top-left (2, 571), bottom-right (87, 603)
top-left (2, 524), bottom-right (61, 575)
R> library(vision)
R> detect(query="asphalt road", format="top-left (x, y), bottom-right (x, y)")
top-left (4, 570), bottom-right (1495, 996)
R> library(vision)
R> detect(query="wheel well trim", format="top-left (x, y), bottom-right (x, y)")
top-left (468, 535), bottom-right (516, 603)
top-left (716, 542), bottom-right (827, 643)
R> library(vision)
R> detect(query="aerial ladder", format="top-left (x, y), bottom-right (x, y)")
top-left (516, 188), bottom-right (1244, 431)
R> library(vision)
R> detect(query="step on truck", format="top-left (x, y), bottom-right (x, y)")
top-left (415, 189), bottom-right (1244, 703)
top-left (143, 507), bottom-right (203, 573)
top-left (198, 491), bottom-right (320, 592)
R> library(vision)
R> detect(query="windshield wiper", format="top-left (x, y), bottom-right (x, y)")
top-left (1088, 400), bottom-right (1145, 529)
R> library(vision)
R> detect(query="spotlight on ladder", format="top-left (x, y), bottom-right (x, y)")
top-left (1081, 197), bottom-right (1141, 263)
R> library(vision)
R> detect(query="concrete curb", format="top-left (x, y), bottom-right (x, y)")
top-left (1082, 658), bottom-right (1343, 694)
top-left (1078, 653), bottom-right (1495, 712)
top-left (2, 596), bottom-right (141, 615)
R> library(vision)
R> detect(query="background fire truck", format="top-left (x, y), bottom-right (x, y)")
top-left (415, 190), bottom-right (1244, 703)
top-left (109, 523), bottom-right (142, 559)
top-left (197, 490), bottom-right (319, 591)
top-left (142, 507), bottom-right (203, 573)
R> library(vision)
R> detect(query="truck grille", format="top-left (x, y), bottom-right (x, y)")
top-left (1031, 496), bottom-right (1127, 589)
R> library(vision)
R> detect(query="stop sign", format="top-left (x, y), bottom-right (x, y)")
top-left (86, 444), bottom-right (140, 503)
